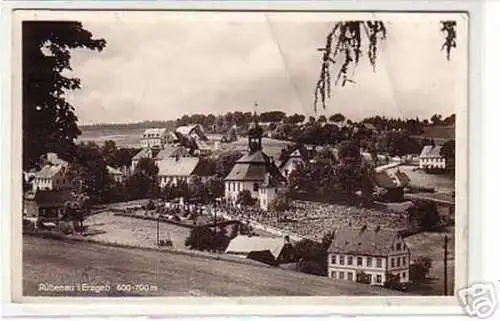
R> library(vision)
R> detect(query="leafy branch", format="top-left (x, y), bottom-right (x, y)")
top-left (313, 20), bottom-right (457, 112)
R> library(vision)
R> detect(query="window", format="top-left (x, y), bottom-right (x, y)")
top-left (331, 271), bottom-right (337, 279)
top-left (339, 255), bottom-right (345, 265)
top-left (391, 258), bottom-right (395, 268)
top-left (396, 243), bottom-right (402, 251)
top-left (366, 257), bottom-right (373, 267)
top-left (339, 272), bottom-right (345, 280)
top-left (357, 257), bottom-right (363, 266)
top-left (367, 274), bottom-right (372, 284)
top-left (376, 274), bottom-right (382, 284)
top-left (253, 183), bottom-right (259, 192)
top-left (402, 257), bottom-right (407, 266)
top-left (397, 257), bottom-right (401, 267)
top-left (402, 272), bottom-right (406, 279)
top-left (331, 255), bottom-right (336, 265)
top-left (347, 272), bottom-right (353, 281)
top-left (347, 256), bottom-right (353, 265)
top-left (376, 258), bottom-right (382, 268)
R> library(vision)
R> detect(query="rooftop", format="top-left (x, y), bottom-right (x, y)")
top-left (420, 145), bottom-right (443, 159)
top-left (327, 228), bottom-right (403, 256)
top-left (225, 235), bottom-right (288, 259)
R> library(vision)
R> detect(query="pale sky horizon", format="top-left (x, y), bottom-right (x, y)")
top-left (60, 12), bottom-right (467, 125)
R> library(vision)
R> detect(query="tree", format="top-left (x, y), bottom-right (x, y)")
top-left (430, 114), bottom-right (443, 126)
top-left (125, 158), bottom-right (159, 200)
top-left (441, 139), bottom-right (455, 170)
top-left (408, 200), bottom-right (441, 232)
top-left (270, 191), bottom-right (292, 212)
top-left (216, 151), bottom-right (243, 178)
top-left (313, 21), bottom-right (457, 111)
top-left (410, 256), bottom-right (433, 281)
top-left (329, 113), bottom-right (346, 123)
top-left (23, 21), bottom-right (106, 169)
top-left (236, 190), bottom-right (256, 207)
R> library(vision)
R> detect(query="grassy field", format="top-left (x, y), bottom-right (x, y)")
top-left (405, 231), bottom-right (455, 295)
top-left (396, 165), bottom-right (455, 193)
top-left (23, 235), bottom-right (402, 297)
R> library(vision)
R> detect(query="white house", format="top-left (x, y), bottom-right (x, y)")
top-left (327, 227), bottom-right (411, 286)
top-left (32, 164), bottom-right (71, 192)
top-left (157, 156), bottom-right (212, 188)
top-left (140, 128), bottom-right (168, 149)
top-left (419, 145), bottom-right (446, 169)
top-left (175, 124), bottom-right (208, 141)
top-left (107, 165), bottom-right (125, 184)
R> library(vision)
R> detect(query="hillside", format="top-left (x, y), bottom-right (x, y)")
top-left (23, 236), bottom-right (402, 297)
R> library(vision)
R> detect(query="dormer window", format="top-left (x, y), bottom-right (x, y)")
top-left (396, 243), bottom-right (402, 251)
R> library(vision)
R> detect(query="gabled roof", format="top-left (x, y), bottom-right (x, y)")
top-left (176, 124), bottom-right (207, 140)
top-left (142, 128), bottom-right (167, 138)
top-left (157, 157), bottom-right (210, 177)
top-left (225, 151), bottom-right (285, 182)
top-left (35, 165), bottom-right (63, 179)
top-left (373, 170), bottom-right (410, 189)
top-left (34, 190), bottom-right (73, 206)
top-left (106, 165), bottom-right (123, 175)
top-left (420, 145), bottom-right (443, 158)
top-left (327, 228), bottom-right (402, 256)
top-left (225, 235), bottom-right (287, 259)
top-left (132, 148), bottom-right (153, 160)
top-left (155, 146), bottom-right (190, 160)
top-left (45, 153), bottom-right (68, 167)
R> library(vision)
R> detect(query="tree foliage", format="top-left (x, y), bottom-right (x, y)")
top-left (314, 20), bottom-right (457, 111)
top-left (23, 21), bottom-right (106, 169)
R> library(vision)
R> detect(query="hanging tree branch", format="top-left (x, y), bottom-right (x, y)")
top-left (441, 20), bottom-right (457, 61)
top-left (314, 20), bottom-right (457, 112)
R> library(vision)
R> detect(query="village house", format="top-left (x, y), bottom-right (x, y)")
top-left (140, 128), bottom-right (168, 149)
top-left (175, 124), bottom-right (208, 142)
top-left (130, 147), bottom-right (160, 173)
top-left (224, 118), bottom-right (286, 207)
top-left (225, 235), bottom-right (295, 266)
top-left (419, 145), bottom-right (446, 169)
top-left (32, 164), bottom-right (71, 192)
top-left (279, 146), bottom-right (310, 179)
top-left (154, 145), bottom-right (191, 165)
top-left (157, 156), bottom-right (213, 188)
top-left (327, 227), bottom-right (411, 286)
top-left (23, 190), bottom-right (73, 228)
top-left (107, 165), bottom-right (125, 183)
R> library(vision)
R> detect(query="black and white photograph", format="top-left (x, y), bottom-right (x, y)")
top-left (17, 10), bottom-right (467, 299)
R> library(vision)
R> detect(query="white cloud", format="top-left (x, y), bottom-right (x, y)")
top-left (63, 12), bottom-right (467, 125)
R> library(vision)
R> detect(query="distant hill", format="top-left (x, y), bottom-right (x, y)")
top-left (80, 120), bottom-right (177, 132)
top-left (413, 125), bottom-right (455, 144)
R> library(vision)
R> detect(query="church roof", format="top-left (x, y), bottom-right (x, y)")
top-left (225, 150), bottom-right (285, 182)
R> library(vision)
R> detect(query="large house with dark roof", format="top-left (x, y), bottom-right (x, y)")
top-left (327, 227), bottom-right (410, 286)
top-left (224, 118), bottom-right (285, 208)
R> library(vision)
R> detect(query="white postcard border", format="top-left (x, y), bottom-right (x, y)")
top-left (0, 0), bottom-right (482, 317)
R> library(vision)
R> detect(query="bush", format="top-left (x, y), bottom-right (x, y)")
top-left (408, 200), bottom-right (441, 231)
top-left (184, 226), bottom-right (230, 252)
top-left (410, 256), bottom-right (433, 281)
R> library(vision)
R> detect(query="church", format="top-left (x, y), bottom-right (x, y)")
top-left (224, 117), bottom-right (286, 210)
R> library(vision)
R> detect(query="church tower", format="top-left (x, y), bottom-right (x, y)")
top-left (247, 112), bottom-right (263, 153)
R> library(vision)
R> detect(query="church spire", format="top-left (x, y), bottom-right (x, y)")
top-left (248, 101), bottom-right (263, 153)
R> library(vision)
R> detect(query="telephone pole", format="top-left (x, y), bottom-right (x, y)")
top-left (443, 234), bottom-right (448, 295)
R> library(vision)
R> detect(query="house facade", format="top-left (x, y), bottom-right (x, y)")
top-left (32, 164), bottom-right (71, 191)
top-left (140, 128), bottom-right (168, 149)
top-left (23, 190), bottom-right (73, 225)
top-left (157, 156), bottom-right (212, 188)
top-left (107, 165), bottom-right (125, 183)
top-left (327, 228), bottom-right (411, 286)
top-left (419, 145), bottom-right (446, 169)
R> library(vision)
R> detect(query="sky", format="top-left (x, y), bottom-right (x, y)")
top-left (60, 12), bottom-right (468, 125)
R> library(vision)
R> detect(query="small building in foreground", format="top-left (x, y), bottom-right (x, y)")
top-left (24, 190), bottom-right (73, 225)
top-left (225, 235), bottom-right (295, 266)
top-left (327, 227), bottom-right (410, 286)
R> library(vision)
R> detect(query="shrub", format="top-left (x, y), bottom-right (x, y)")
top-left (410, 256), bottom-right (433, 281)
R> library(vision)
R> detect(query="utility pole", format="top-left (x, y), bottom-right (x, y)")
top-left (444, 234), bottom-right (448, 295)
top-left (156, 216), bottom-right (160, 246)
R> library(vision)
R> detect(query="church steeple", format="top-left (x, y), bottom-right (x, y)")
top-left (247, 102), bottom-right (263, 153)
